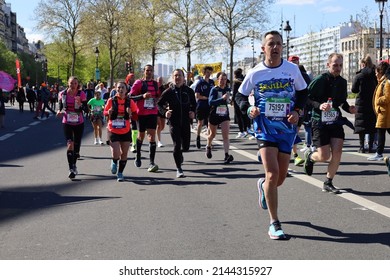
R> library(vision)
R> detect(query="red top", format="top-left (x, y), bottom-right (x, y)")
top-left (104, 95), bottom-right (137, 134)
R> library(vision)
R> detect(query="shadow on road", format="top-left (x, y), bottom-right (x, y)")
top-left (284, 221), bottom-right (390, 247)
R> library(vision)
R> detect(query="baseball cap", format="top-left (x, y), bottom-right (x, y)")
top-left (288, 56), bottom-right (299, 63)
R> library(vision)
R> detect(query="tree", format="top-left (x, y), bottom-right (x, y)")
top-left (81, 0), bottom-right (131, 86)
top-left (34, 0), bottom-right (86, 76)
top-left (197, 0), bottom-right (274, 82)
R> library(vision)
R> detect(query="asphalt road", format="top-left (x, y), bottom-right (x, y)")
top-left (0, 103), bottom-right (389, 260)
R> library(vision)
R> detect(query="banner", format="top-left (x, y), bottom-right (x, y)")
top-left (15, 59), bottom-right (22, 87)
top-left (193, 62), bottom-right (222, 77)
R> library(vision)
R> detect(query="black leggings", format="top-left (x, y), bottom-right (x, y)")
top-left (63, 123), bottom-right (84, 166)
top-left (169, 122), bottom-right (191, 168)
top-left (233, 101), bottom-right (250, 132)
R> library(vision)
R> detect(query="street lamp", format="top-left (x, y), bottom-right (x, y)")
top-left (376, 0), bottom-right (388, 60)
top-left (184, 40), bottom-right (191, 85)
top-left (284, 20), bottom-right (292, 59)
top-left (94, 46), bottom-right (100, 82)
top-left (251, 30), bottom-right (256, 67)
top-left (42, 59), bottom-right (48, 84)
top-left (34, 53), bottom-right (39, 86)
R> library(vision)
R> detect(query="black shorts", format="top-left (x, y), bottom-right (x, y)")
top-left (196, 106), bottom-right (210, 121)
top-left (110, 130), bottom-right (132, 142)
top-left (209, 113), bottom-right (230, 126)
top-left (137, 114), bottom-right (158, 132)
top-left (311, 121), bottom-right (345, 147)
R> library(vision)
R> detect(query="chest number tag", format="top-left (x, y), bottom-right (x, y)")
top-left (265, 97), bottom-right (290, 120)
top-left (321, 109), bottom-right (338, 124)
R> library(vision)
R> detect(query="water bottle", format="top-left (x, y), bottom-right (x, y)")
top-left (327, 98), bottom-right (333, 109)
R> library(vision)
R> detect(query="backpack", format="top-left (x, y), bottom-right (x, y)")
top-left (141, 80), bottom-right (159, 95)
top-left (61, 89), bottom-right (82, 112)
top-left (110, 96), bottom-right (130, 120)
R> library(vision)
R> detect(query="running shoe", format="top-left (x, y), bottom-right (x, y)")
top-left (130, 145), bottom-right (136, 153)
top-left (148, 164), bottom-right (159, 172)
top-left (257, 178), bottom-right (267, 210)
top-left (98, 139), bottom-right (104, 145)
top-left (117, 173), bottom-right (124, 182)
top-left (385, 157), bottom-right (390, 176)
top-left (111, 160), bottom-right (117, 174)
top-left (196, 136), bottom-right (201, 149)
top-left (322, 181), bottom-right (341, 194)
top-left (367, 153), bottom-right (384, 161)
top-left (73, 166), bottom-right (78, 175)
top-left (236, 132), bottom-right (247, 138)
top-left (158, 141), bottom-right (164, 148)
top-left (294, 156), bottom-right (304, 166)
top-left (268, 221), bottom-right (287, 240)
top-left (94, 139), bottom-right (98, 145)
top-left (68, 169), bottom-right (76, 179)
top-left (303, 150), bottom-right (314, 176)
top-left (206, 146), bottom-right (212, 159)
top-left (176, 168), bottom-right (184, 178)
top-left (134, 157), bottom-right (141, 168)
top-left (224, 154), bottom-right (234, 164)
top-left (299, 146), bottom-right (310, 153)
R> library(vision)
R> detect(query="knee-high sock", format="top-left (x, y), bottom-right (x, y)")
top-left (119, 160), bottom-right (127, 173)
top-left (149, 142), bottom-right (157, 164)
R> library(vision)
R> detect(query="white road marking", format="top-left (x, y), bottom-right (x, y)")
top-left (14, 126), bottom-right (29, 132)
top-left (0, 133), bottom-right (15, 141)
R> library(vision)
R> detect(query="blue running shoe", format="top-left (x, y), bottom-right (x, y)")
top-left (257, 178), bottom-right (267, 209)
top-left (111, 160), bottom-right (117, 174)
top-left (268, 220), bottom-right (287, 240)
top-left (117, 173), bottom-right (124, 182)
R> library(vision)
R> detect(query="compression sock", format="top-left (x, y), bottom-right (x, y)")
top-left (118, 160), bottom-right (127, 173)
top-left (149, 141), bottom-right (157, 164)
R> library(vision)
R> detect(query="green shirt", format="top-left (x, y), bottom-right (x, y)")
top-left (88, 98), bottom-right (105, 115)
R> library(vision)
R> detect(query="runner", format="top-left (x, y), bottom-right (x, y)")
top-left (205, 72), bottom-right (234, 164)
top-left (104, 81), bottom-right (137, 181)
top-left (87, 91), bottom-right (105, 145)
top-left (57, 76), bottom-right (88, 179)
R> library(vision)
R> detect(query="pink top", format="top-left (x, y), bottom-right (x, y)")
top-left (130, 79), bottom-right (160, 116)
top-left (59, 90), bottom-right (87, 125)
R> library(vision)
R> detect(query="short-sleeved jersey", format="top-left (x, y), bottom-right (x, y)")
top-left (195, 78), bottom-right (214, 108)
top-left (59, 90), bottom-right (87, 125)
top-left (87, 98), bottom-right (105, 116)
top-left (130, 79), bottom-right (160, 116)
top-left (238, 60), bottom-right (307, 136)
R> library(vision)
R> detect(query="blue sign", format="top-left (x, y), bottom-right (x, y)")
top-left (95, 68), bottom-right (100, 81)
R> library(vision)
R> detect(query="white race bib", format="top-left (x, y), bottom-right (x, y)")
top-left (112, 117), bottom-right (126, 128)
top-left (216, 106), bottom-right (228, 116)
top-left (67, 112), bottom-right (79, 123)
top-left (264, 97), bottom-right (290, 119)
top-left (144, 98), bottom-right (155, 109)
top-left (321, 109), bottom-right (338, 124)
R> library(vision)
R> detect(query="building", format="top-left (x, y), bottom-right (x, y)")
top-left (154, 63), bottom-right (174, 81)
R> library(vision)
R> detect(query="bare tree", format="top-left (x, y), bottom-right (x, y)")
top-left (197, 0), bottom-right (274, 82)
top-left (35, 0), bottom-right (86, 76)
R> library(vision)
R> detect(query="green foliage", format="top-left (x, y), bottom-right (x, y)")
top-left (0, 40), bottom-right (18, 75)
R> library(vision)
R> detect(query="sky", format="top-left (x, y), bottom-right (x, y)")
top-left (5, 0), bottom-right (390, 65)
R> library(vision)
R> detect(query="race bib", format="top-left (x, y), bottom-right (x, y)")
top-left (67, 112), bottom-right (80, 123)
top-left (216, 106), bottom-right (228, 116)
top-left (112, 117), bottom-right (126, 128)
top-left (144, 98), bottom-right (155, 109)
top-left (93, 106), bottom-right (102, 115)
top-left (321, 109), bottom-right (338, 124)
top-left (264, 97), bottom-right (290, 120)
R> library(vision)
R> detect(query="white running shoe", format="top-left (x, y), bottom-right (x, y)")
top-left (367, 153), bottom-right (384, 161)
top-left (300, 146), bottom-right (309, 153)
top-left (94, 138), bottom-right (98, 145)
top-left (158, 141), bottom-right (164, 148)
top-left (236, 132), bottom-right (246, 138)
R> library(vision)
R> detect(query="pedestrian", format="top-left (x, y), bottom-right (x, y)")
top-left (33, 85), bottom-right (43, 119)
top-left (206, 72), bottom-right (234, 164)
top-left (352, 55), bottom-right (377, 153)
top-left (16, 86), bottom-right (26, 113)
top-left (195, 66), bottom-right (214, 149)
top-left (129, 64), bottom-right (161, 172)
top-left (157, 69), bottom-right (196, 178)
top-left (88, 91), bottom-right (105, 145)
top-left (57, 76), bottom-right (88, 179)
top-left (235, 30), bottom-right (308, 240)
top-left (0, 88), bottom-right (7, 128)
top-left (26, 85), bottom-right (36, 112)
top-left (104, 81), bottom-right (137, 181)
top-left (368, 62), bottom-right (390, 163)
top-left (232, 68), bottom-right (251, 139)
top-left (303, 53), bottom-right (357, 194)
top-left (40, 83), bottom-right (56, 118)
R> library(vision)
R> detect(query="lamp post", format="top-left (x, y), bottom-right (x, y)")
top-left (184, 40), bottom-right (191, 85)
top-left (251, 30), bottom-right (256, 67)
top-left (34, 53), bottom-right (39, 87)
top-left (94, 46), bottom-right (100, 82)
top-left (376, 0), bottom-right (388, 60)
top-left (284, 20), bottom-right (292, 59)
top-left (42, 59), bottom-right (48, 84)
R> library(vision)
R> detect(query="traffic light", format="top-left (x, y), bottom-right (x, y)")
top-left (125, 61), bottom-right (132, 72)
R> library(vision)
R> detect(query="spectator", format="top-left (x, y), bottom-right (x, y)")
top-left (352, 55), bottom-right (378, 153)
